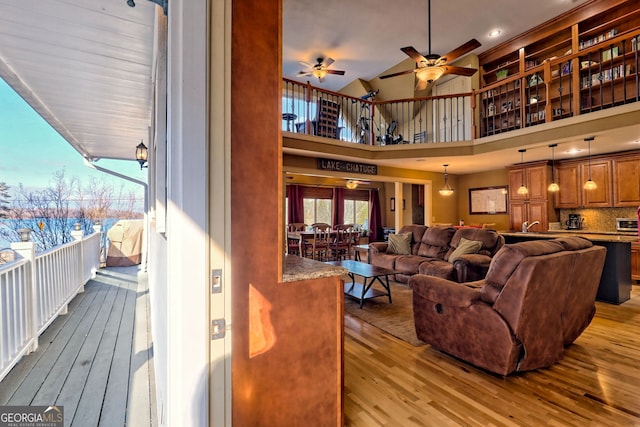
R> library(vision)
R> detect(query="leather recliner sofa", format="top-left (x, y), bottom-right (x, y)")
top-left (369, 224), bottom-right (505, 283)
top-left (409, 237), bottom-right (607, 376)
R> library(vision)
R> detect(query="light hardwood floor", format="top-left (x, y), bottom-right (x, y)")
top-left (344, 284), bottom-right (640, 426)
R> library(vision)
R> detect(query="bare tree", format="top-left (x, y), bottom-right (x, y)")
top-left (0, 169), bottom-right (144, 252)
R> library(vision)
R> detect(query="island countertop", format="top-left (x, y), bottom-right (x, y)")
top-left (500, 230), bottom-right (634, 304)
top-left (500, 231), bottom-right (639, 243)
top-left (282, 254), bottom-right (347, 283)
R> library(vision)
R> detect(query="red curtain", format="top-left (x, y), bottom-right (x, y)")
top-left (287, 185), bottom-right (304, 223)
top-left (332, 187), bottom-right (344, 226)
top-left (368, 189), bottom-right (383, 242)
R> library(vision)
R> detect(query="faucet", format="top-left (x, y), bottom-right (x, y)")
top-left (522, 220), bottom-right (540, 232)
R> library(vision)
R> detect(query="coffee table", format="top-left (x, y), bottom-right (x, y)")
top-left (325, 260), bottom-right (397, 308)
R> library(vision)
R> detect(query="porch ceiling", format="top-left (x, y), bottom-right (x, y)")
top-left (0, 0), bottom-right (157, 161)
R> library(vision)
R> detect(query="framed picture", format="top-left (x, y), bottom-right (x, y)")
top-left (390, 197), bottom-right (396, 212)
top-left (469, 186), bottom-right (509, 215)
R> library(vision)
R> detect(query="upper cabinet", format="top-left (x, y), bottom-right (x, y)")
top-left (612, 153), bottom-right (640, 206)
top-left (477, 0), bottom-right (640, 138)
top-left (553, 151), bottom-right (640, 208)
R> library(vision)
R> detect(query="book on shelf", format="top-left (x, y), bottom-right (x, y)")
top-left (579, 28), bottom-right (618, 50)
top-left (581, 64), bottom-right (631, 87)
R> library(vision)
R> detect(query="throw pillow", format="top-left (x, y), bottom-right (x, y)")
top-left (386, 232), bottom-right (412, 255)
top-left (448, 237), bottom-right (483, 263)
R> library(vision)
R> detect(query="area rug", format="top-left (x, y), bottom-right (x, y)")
top-left (343, 279), bottom-right (425, 347)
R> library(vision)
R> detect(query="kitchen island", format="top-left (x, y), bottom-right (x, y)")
top-left (501, 231), bottom-right (637, 304)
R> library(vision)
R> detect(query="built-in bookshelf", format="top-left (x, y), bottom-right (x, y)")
top-left (477, 0), bottom-right (640, 138)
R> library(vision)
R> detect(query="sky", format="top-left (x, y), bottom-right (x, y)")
top-left (0, 78), bottom-right (147, 205)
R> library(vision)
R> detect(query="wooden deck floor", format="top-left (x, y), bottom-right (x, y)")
top-left (0, 266), bottom-right (156, 427)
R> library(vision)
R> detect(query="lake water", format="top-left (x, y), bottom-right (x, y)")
top-left (0, 218), bottom-right (120, 249)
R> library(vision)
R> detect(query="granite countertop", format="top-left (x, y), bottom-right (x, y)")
top-left (500, 231), bottom-right (639, 243)
top-left (282, 254), bottom-right (347, 283)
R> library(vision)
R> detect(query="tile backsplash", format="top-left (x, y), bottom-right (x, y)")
top-left (558, 207), bottom-right (638, 232)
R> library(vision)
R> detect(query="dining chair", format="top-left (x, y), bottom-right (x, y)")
top-left (330, 224), bottom-right (354, 260)
top-left (287, 223), bottom-right (307, 255)
top-left (305, 224), bottom-right (331, 260)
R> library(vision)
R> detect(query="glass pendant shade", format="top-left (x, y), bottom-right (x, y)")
top-left (517, 149), bottom-right (528, 195)
top-left (583, 179), bottom-right (597, 190)
top-left (548, 143), bottom-right (559, 192)
top-left (439, 164), bottom-right (454, 196)
top-left (583, 137), bottom-right (597, 190)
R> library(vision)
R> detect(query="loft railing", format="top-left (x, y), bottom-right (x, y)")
top-left (282, 78), bottom-right (475, 145)
top-left (477, 29), bottom-right (640, 138)
top-left (0, 230), bottom-right (100, 382)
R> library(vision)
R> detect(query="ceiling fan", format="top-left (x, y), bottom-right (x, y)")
top-left (379, 0), bottom-right (481, 90)
top-left (297, 57), bottom-right (346, 83)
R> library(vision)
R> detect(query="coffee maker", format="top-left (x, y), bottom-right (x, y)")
top-left (566, 214), bottom-right (584, 230)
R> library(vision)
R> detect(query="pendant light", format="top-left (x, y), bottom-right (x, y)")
top-left (548, 143), bottom-right (560, 192)
top-left (583, 136), bottom-right (597, 190)
top-left (517, 149), bottom-right (529, 195)
top-left (438, 164), bottom-right (454, 196)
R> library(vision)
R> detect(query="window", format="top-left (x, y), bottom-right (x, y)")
top-left (343, 189), bottom-right (369, 229)
top-left (304, 198), bottom-right (332, 225)
top-left (302, 186), bottom-right (333, 226)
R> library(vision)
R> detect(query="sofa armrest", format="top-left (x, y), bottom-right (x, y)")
top-left (369, 242), bottom-right (388, 254)
top-left (409, 275), bottom-right (482, 308)
top-left (452, 253), bottom-right (493, 282)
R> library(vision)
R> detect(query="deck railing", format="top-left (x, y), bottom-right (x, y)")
top-left (0, 230), bottom-right (100, 382)
top-left (282, 78), bottom-right (475, 145)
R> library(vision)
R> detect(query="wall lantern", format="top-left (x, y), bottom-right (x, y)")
top-left (136, 141), bottom-right (148, 170)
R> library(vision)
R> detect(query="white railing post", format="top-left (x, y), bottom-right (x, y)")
top-left (10, 241), bottom-right (38, 353)
top-left (71, 225), bottom-right (85, 294)
top-left (93, 222), bottom-right (103, 267)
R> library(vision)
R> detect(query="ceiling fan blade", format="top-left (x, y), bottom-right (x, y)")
top-left (400, 46), bottom-right (427, 63)
top-left (326, 69), bottom-right (345, 75)
top-left (380, 69), bottom-right (415, 79)
top-left (297, 71), bottom-right (313, 76)
top-left (299, 61), bottom-right (313, 68)
top-left (322, 57), bottom-right (335, 67)
top-left (441, 65), bottom-right (478, 77)
top-left (438, 39), bottom-right (481, 65)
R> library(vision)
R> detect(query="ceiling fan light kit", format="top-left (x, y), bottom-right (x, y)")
top-left (297, 57), bottom-right (345, 83)
top-left (379, 0), bottom-right (480, 88)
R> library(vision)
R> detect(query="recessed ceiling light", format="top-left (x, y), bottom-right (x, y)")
top-left (565, 148), bottom-right (582, 154)
top-left (488, 29), bottom-right (502, 38)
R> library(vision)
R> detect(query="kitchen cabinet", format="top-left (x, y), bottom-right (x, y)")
top-left (507, 161), bottom-right (557, 232)
top-left (553, 159), bottom-right (612, 208)
top-left (613, 154), bottom-right (640, 206)
top-left (581, 159), bottom-right (612, 207)
top-left (632, 241), bottom-right (640, 282)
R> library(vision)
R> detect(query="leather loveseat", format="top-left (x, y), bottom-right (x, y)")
top-left (409, 237), bottom-right (607, 376)
top-left (368, 224), bottom-right (504, 283)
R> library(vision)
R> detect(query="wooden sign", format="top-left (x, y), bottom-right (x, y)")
top-left (316, 158), bottom-right (377, 175)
